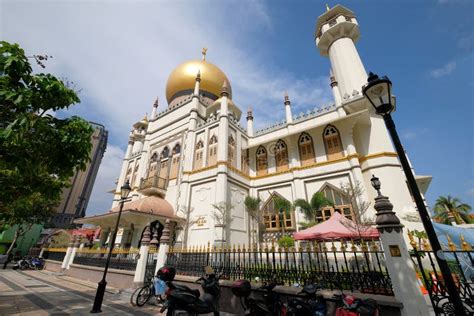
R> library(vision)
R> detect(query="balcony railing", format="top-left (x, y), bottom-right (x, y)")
top-left (139, 175), bottom-right (168, 196)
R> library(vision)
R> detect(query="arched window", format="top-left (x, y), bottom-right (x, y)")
top-left (148, 152), bottom-right (158, 177)
top-left (194, 140), bottom-right (204, 169)
top-left (160, 146), bottom-right (170, 160)
top-left (241, 149), bottom-right (249, 175)
top-left (228, 135), bottom-right (235, 167)
top-left (274, 140), bottom-right (289, 172)
top-left (262, 193), bottom-right (294, 231)
top-left (298, 133), bottom-right (315, 166)
top-left (323, 125), bottom-right (343, 160)
top-left (256, 146), bottom-right (268, 176)
top-left (316, 184), bottom-right (354, 222)
top-left (208, 135), bottom-right (218, 166)
top-left (170, 143), bottom-right (181, 179)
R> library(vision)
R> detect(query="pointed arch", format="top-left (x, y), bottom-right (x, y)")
top-left (160, 146), bottom-right (170, 160)
top-left (316, 182), bottom-right (354, 222)
top-left (323, 125), bottom-right (343, 160)
top-left (170, 143), bottom-right (181, 179)
top-left (274, 139), bottom-right (289, 172)
top-left (194, 140), bottom-right (204, 170)
top-left (298, 132), bottom-right (315, 166)
top-left (208, 134), bottom-right (218, 166)
top-left (256, 146), bottom-right (268, 176)
top-left (262, 192), bottom-right (295, 231)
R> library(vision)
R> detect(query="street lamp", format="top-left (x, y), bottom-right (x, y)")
top-left (362, 73), bottom-right (466, 315)
top-left (91, 180), bottom-right (131, 313)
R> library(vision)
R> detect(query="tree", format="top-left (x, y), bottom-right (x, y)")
top-left (277, 235), bottom-right (295, 248)
top-left (273, 196), bottom-right (292, 234)
top-left (433, 196), bottom-right (472, 225)
top-left (176, 205), bottom-right (200, 247)
top-left (244, 196), bottom-right (261, 244)
top-left (294, 192), bottom-right (333, 229)
top-left (211, 202), bottom-right (234, 244)
top-left (339, 181), bottom-right (374, 239)
top-left (0, 41), bottom-right (93, 259)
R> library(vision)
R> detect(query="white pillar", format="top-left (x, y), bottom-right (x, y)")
top-left (155, 220), bottom-right (175, 274)
top-left (61, 236), bottom-right (75, 269)
top-left (284, 92), bottom-right (293, 123)
top-left (66, 237), bottom-right (80, 269)
top-left (151, 98), bottom-right (158, 119)
top-left (330, 71), bottom-right (345, 117)
top-left (372, 181), bottom-right (429, 316)
top-left (246, 106), bottom-right (254, 137)
top-left (133, 225), bottom-right (151, 285)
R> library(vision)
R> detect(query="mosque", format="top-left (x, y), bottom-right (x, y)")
top-left (78, 4), bottom-right (431, 251)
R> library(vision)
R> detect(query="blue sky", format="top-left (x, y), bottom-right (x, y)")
top-left (2, 0), bottom-right (473, 215)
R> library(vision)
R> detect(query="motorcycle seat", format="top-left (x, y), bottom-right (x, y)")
top-left (173, 284), bottom-right (200, 298)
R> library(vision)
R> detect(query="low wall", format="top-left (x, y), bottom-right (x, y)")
top-left (65, 263), bottom-right (135, 289)
top-left (44, 259), bottom-right (63, 272)
top-left (173, 275), bottom-right (403, 316)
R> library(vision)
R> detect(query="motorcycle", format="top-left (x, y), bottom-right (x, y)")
top-left (12, 257), bottom-right (31, 270)
top-left (231, 279), bottom-right (286, 316)
top-left (29, 257), bottom-right (44, 270)
top-left (286, 283), bottom-right (327, 316)
top-left (158, 266), bottom-right (221, 316)
top-left (331, 283), bottom-right (379, 316)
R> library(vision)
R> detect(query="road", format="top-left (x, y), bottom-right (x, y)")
top-left (0, 269), bottom-right (158, 315)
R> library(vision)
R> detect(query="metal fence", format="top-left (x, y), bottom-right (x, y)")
top-left (73, 247), bottom-right (139, 271)
top-left (42, 248), bottom-right (67, 262)
top-left (166, 240), bottom-right (393, 295)
top-left (409, 232), bottom-right (473, 315)
top-left (144, 247), bottom-right (158, 283)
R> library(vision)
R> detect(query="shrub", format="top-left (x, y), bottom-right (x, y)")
top-left (278, 236), bottom-right (295, 248)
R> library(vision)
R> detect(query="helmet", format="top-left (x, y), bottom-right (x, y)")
top-left (157, 266), bottom-right (176, 282)
top-left (231, 279), bottom-right (252, 297)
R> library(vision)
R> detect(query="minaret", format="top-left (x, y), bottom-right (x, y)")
top-left (315, 5), bottom-right (367, 100)
top-left (151, 98), bottom-right (159, 118)
top-left (284, 91), bottom-right (293, 123)
top-left (246, 106), bottom-right (254, 137)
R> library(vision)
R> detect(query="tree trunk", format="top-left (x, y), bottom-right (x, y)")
top-left (3, 230), bottom-right (19, 269)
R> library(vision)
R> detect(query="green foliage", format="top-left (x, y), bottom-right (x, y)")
top-left (244, 196), bottom-right (261, 219)
top-left (433, 195), bottom-right (473, 225)
top-left (277, 235), bottom-right (295, 248)
top-left (273, 196), bottom-right (292, 216)
top-left (0, 41), bottom-right (93, 231)
top-left (50, 231), bottom-right (71, 247)
top-left (294, 192), bottom-right (332, 227)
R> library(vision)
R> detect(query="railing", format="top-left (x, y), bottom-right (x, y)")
top-left (42, 247), bottom-right (67, 262)
top-left (409, 232), bottom-right (473, 315)
top-left (166, 240), bottom-right (393, 295)
top-left (144, 246), bottom-right (159, 283)
top-left (140, 175), bottom-right (168, 191)
top-left (73, 247), bottom-right (140, 271)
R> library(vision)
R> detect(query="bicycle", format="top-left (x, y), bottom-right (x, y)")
top-left (136, 276), bottom-right (166, 307)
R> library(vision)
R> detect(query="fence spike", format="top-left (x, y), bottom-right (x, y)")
top-left (208, 241), bottom-right (211, 252)
top-left (446, 234), bottom-right (457, 251)
top-left (237, 244), bottom-right (241, 252)
top-left (242, 244), bottom-right (246, 252)
top-left (331, 240), bottom-right (337, 252)
top-left (361, 240), bottom-right (368, 252)
top-left (232, 244), bottom-right (236, 253)
top-left (351, 239), bottom-right (357, 252)
top-left (407, 230), bottom-right (417, 250)
top-left (271, 237), bottom-right (275, 251)
top-left (460, 234), bottom-right (472, 251)
top-left (422, 238), bottom-right (431, 251)
top-left (370, 240), bottom-right (378, 251)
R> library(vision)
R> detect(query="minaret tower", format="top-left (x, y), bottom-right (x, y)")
top-left (315, 5), bottom-right (366, 100)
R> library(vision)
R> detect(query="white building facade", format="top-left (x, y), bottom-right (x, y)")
top-left (79, 5), bottom-right (431, 250)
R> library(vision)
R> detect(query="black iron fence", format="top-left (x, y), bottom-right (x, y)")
top-left (73, 247), bottom-right (139, 271)
top-left (409, 232), bottom-right (473, 315)
top-left (42, 248), bottom-right (67, 262)
top-left (144, 247), bottom-right (158, 283)
top-left (166, 240), bottom-right (393, 295)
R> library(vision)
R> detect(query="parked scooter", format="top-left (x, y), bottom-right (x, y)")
top-left (12, 256), bottom-right (44, 270)
top-left (12, 257), bottom-right (31, 270)
top-left (286, 283), bottom-right (327, 316)
top-left (330, 283), bottom-right (379, 316)
top-left (231, 279), bottom-right (286, 316)
top-left (158, 266), bottom-right (221, 316)
top-left (28, 257), bottom-right (44, 270)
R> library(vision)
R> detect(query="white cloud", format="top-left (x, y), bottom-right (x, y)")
top-left (86, 145), bottom-right (125, 215)
top-left (429, 61), bottom-right (457, 78)
top-left (1, 0), bottom-right (331, 215)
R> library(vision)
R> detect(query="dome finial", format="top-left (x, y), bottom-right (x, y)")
top-left (284, 91), bottom-right (290, 104)
top-left (201, 47), bottom-right (208, 61)
top-left (196, 69), bottom-right (201, 82)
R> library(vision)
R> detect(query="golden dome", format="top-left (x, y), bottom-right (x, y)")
top-left (165, 59), bottom-right (232, 104)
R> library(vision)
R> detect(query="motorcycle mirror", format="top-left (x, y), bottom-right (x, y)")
top-left (204, 266), bottom-right (214, 275)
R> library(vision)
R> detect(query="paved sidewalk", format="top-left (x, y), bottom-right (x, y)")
top-left (0, 269), bottom-right (159, 315)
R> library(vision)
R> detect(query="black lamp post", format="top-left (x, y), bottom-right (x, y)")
top-left (90, 180), bottom-right (131, 313)
top-left (362, 73), bottom-right (466, 315)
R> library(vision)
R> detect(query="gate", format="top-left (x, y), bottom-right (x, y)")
top-left (144, 247), bottom-right (158, 283)
top-left (409, 234), bottom-right (473, 315)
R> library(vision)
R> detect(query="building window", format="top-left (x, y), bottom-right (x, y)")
top-left (315, 184), bottom-right (354, 223)
top-left (169, 143), bottom-right (181, 179)
top-left (148, 152), bottom-right (158, 177)
top-left (262, 193), bottom-right (295, 231)
top-left (323, 125), bottom-right (343, 160)
top-left (256, 146), bottom-right (268, 176)
top-left (298, 133), bottom-right (315, 166)
top-left (274, 140), bottom-right (289, 172)
top-left (160, 146), bottom-right (170, 160)
top-left (241, 149), bottom-right (249, 174)
top-left (131, 162), bottom-right (140, 187)
top-left (208, 134), bottom-right (218, 166)
top-left (194, 140), bottom-right (204, 170)
top-left (228, 135), bottom-right (235, 167)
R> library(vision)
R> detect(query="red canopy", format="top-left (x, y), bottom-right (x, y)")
top-left (293, 212), bottom-right (380, 241)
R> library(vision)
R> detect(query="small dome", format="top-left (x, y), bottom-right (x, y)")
top-left (165, 59), bottom-right (232, 105)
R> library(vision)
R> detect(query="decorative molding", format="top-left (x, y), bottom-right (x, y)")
top-left (359, 152), bottom-right (397, 163)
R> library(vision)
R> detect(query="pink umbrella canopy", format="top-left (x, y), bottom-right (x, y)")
top-left (293, 211), bottom-right (380, 240)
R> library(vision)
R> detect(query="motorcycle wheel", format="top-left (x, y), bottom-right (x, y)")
top-left (20, 264), bottom-right (28, 271)
top-left (136, 286), bottom-right (151, 307)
